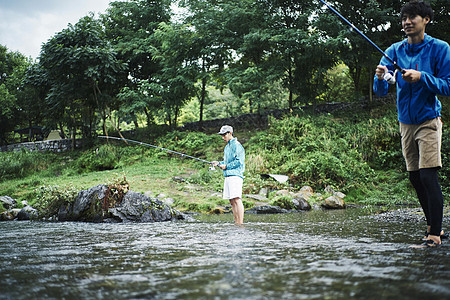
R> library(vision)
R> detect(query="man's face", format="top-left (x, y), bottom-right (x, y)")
top-left (402, 13), bottom-right (430, 38)
top-left (221, 132), bottom-right (232, 143)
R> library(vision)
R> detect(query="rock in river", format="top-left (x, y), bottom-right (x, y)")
top-left (0, 196), bottom-right (17, 210)
top-left (109, 191), bottom-right (184, 223)
top-left (58, 185), bottom-right (185, 223)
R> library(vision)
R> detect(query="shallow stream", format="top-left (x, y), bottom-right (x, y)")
top-left (1, 208), bottom-right (449, 299)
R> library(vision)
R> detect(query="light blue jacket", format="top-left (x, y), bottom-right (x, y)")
top-left (373, 34), bottom-right (450, 125)
top-left (219, 137), bottom-right (245, 179)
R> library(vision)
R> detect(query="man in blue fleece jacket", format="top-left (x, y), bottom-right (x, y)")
top-left (212, 125), bottom-right (245, 225)
top-left (373, 1), bottom-right (449, 247)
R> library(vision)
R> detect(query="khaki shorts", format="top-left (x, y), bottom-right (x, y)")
top-left (399, 117), bottom-right (442, 172)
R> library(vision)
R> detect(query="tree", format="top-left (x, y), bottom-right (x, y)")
top-left (102, 0), bottom-right (171, 82)
top-left (39, 14), bottom-right (126, 141)
top-left (428, 0), bottom-right (450, 42)
top-left (101, 0), bottom-right (172, 126)
top-left (151, 22), bottom-right (198, 127)
top-left (0, 45), bottom-right (30, 145)
top-left (180, 0), bottom-right (228, 122)
top-left (16, 62), bottom-right (48, 139)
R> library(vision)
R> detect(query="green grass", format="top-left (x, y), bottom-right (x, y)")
top-left (0, 150), bottom-right (231, 213)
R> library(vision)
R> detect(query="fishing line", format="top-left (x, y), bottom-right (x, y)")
top-left (98, 135), bottom-right (215, 168)
top-left (319, 0), bottom-right (405, 74)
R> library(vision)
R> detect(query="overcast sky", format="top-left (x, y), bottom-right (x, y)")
top-left (0, 0), bottom-right (113, 59)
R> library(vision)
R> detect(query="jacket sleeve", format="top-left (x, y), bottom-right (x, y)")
top-left (373, 75), bottom-right (390, 97)
top-left (421, 41), bottom-right (450, 96)
top-left (225, 144), bottom-right (245, 170)
top-left (373, 45), bottom-right (396, 97)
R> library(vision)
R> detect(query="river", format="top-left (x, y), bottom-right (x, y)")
top-left (0, 208), bottom-right (449, 299)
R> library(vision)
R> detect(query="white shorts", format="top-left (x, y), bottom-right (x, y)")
top-left (223, 176), bottom-right (243, 199)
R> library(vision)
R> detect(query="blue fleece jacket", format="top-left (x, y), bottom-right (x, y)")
top-left (373, 34), bottom-right (450, 125)
top-left (219, 137), bottom-right (245, 179)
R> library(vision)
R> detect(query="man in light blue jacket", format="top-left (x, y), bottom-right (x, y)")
top-left (212, 125), bottom-right (245, 225)
top-left (373, 1), bottom-right (449, 247)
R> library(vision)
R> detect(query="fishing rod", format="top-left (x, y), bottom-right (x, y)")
top-left (319, 0), bottom-right (405, 74)
top-left (98, 135), bottom-right (215, 167)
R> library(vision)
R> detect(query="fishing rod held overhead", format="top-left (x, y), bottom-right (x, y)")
top-left (319, 0), bottom-right (405, 73)
top-left (98, 136), bottom-right (215, 167)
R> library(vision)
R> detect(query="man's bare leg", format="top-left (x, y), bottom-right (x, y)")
top-left (229, 197), bottom-right (244, 225)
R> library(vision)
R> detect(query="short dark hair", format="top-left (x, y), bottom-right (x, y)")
top-left (401, 1), bottom-right (434, 21)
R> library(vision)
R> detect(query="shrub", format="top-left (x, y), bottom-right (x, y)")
top-left (247, 115), bottom-right (376, 191)
top-left (246, 153), bottom-right (267, 174)
top-left (76, 144), bottom-right (120, 172)
top-left (270, 195), bottom-right (295, 210)
top-left (103, 174), bottom-right (129, 211)
top-left (33, 185), bottom-right (79, 218)
top-left (0, 150), bottom-right (52, 181)
top-left (242, 199), bottom-right (255, 209)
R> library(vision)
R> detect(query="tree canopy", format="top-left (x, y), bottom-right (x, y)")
top-left (1, 0), bottom-right (448, 145)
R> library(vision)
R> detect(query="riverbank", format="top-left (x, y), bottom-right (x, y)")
top-left (1, 103), bottom-right (449, 214)
top-left (371, 206), bottom-right (450, 224)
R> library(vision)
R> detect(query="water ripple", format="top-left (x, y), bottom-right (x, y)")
top-left (0, 209), bottom-right (449, 299)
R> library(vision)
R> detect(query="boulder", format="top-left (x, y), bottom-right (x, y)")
top-left (10, 209), bottom-right (22, 218)
top-left (275, 190), bottom-right (290, 196)
top-left (57, 185), bottom-right (185, 223)
top-left (172, 176), bottom-right (185, 183)
top-left (324, 185), bottom-right (334, 194)
top-left (322, 195), bottom-right (345, 209)
top-left (109, 191), bottom-right (183, 223)
top-left (163, 197), bottom-right (174, 206)
top-left (17, 206), bottom-right (38, 220)
top-left (0, 211), bottom-right (15, 221)
top-left (58, 184), bottom-right (108, 222)
top-left (334, 191), bottom-right (346, 199)
top-left (325, 185), bottom-right (346, 199)
top-left (300, 186), bottom-right (314, 193)
top-left (0, 196), bottom-right (17, 209)
top-left (259, 188), bottom-right (269, 197)
top-left (292, 197), bottom-right (311, 211)
top-left (292, 192), bottom-right (312, 201)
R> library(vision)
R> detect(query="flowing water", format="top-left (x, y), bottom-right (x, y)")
top-left (1, 208), bottom-right (449, 300)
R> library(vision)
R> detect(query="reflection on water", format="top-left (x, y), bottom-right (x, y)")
top-left (0, 208), bottom-right (449, 299)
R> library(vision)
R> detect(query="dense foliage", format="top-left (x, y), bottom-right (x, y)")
top-left (1, 0), bottom-right (448, 145)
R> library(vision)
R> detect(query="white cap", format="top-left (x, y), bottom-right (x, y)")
top-left (218, 125), bottom-right (233, 135)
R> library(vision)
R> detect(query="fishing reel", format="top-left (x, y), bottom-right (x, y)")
top-left (209, 165), bottom-right (216, 171)
top-left (383, 70), bottom-right (397, 85)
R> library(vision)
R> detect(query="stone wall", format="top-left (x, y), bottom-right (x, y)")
top-left (1, 139), bottom-right (83, 153)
